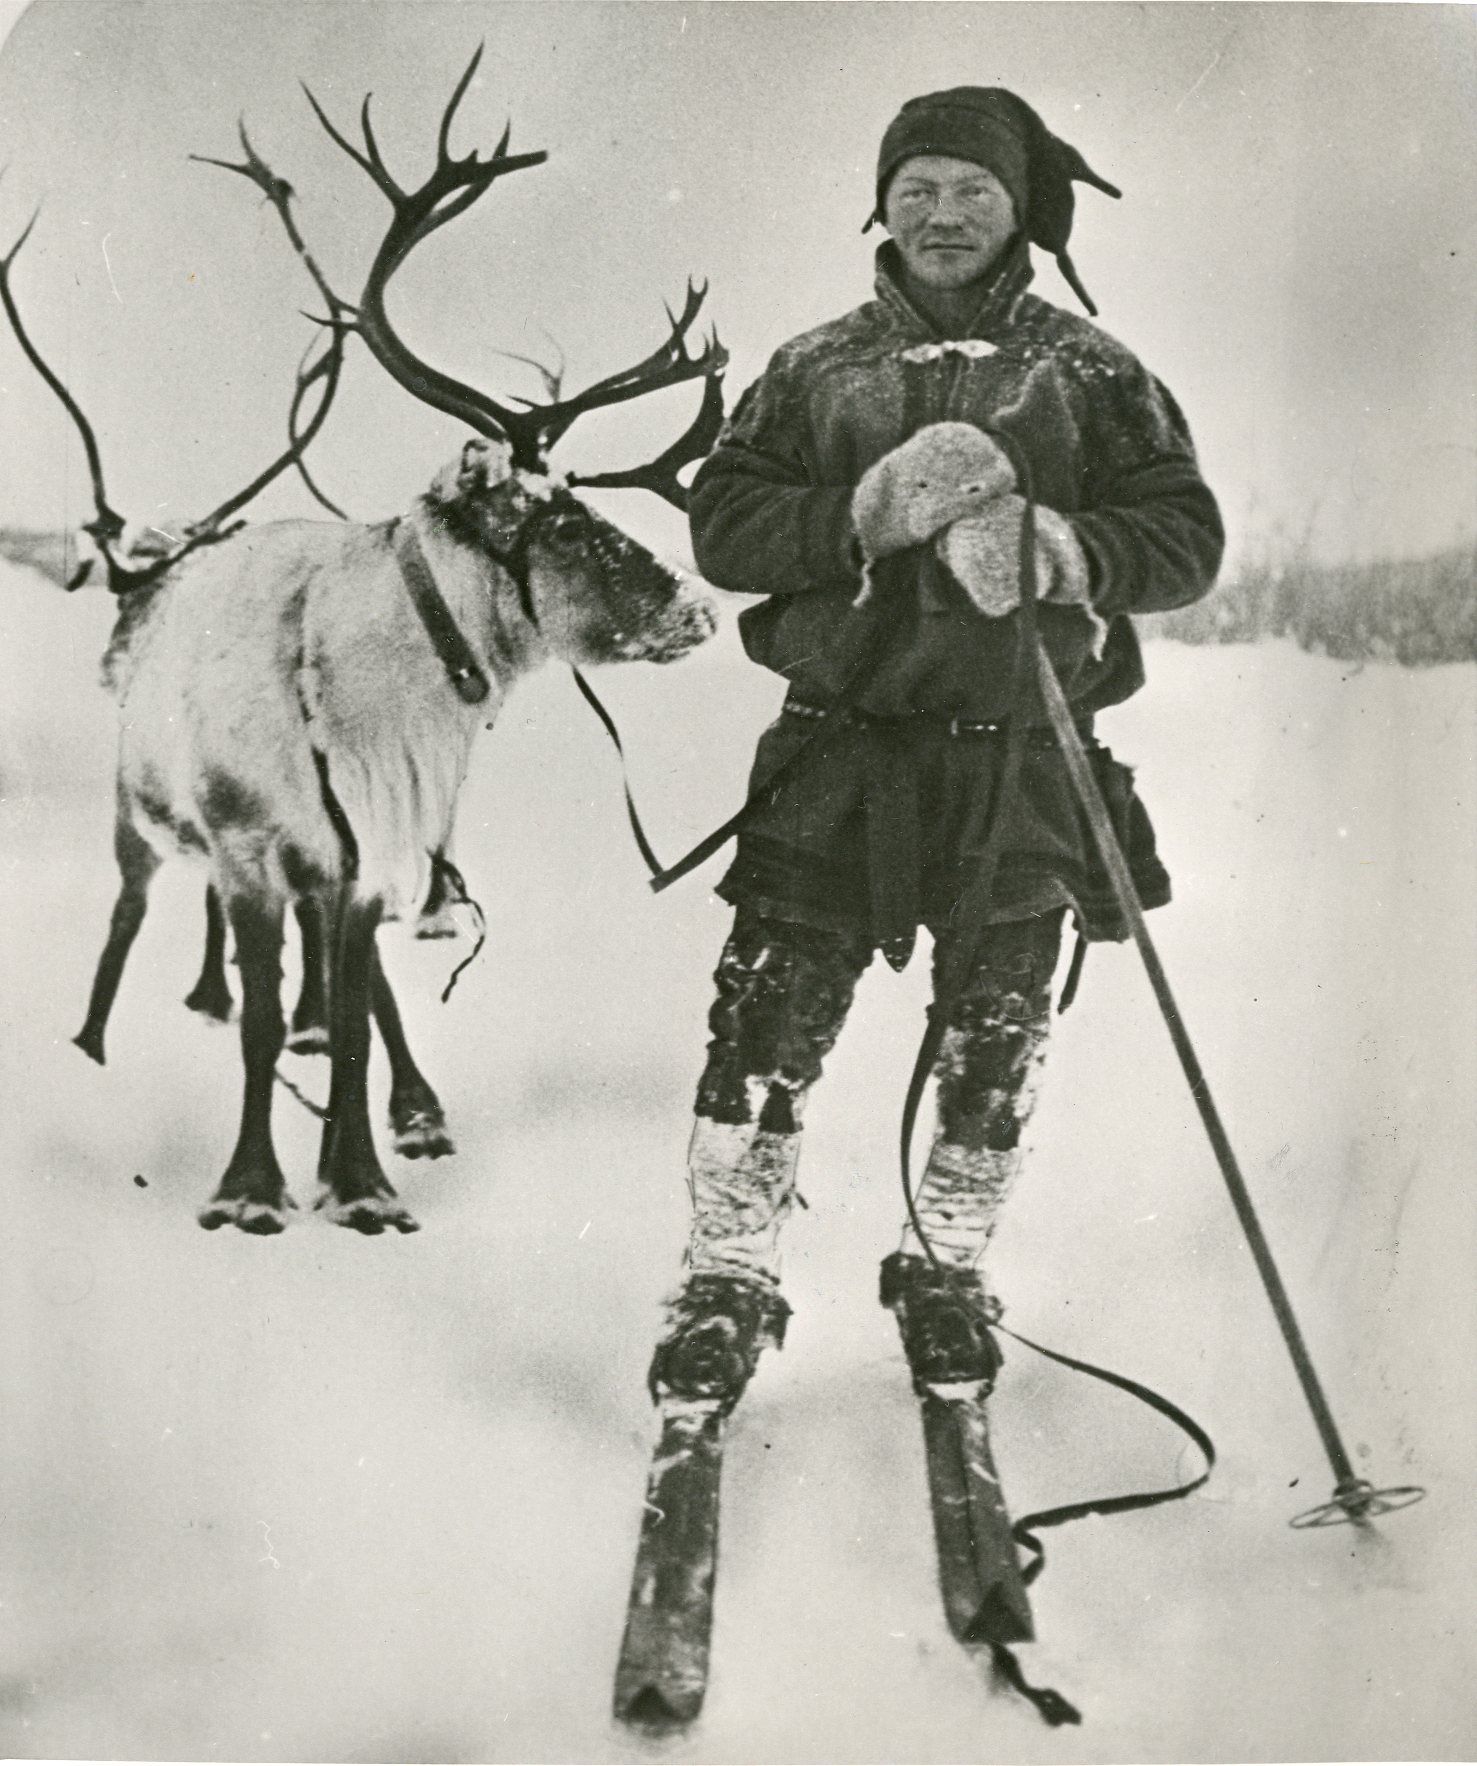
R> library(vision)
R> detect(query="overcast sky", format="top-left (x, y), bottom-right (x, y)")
top-left (1, 1), bottom-right (1472, 568)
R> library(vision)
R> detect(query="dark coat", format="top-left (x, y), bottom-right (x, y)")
top-left (689, 241), bottom-right (1223, 948)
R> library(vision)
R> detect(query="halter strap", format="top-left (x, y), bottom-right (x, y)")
top-left (393, 492), bottom-right (574, 706)
top-left (393, 520), bottom-right (491, 705)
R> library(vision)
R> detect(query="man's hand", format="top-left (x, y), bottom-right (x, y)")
top-left (937, 496), bottom-right (1090, 611)
top-left (851, 422), bottom-right (1016, 561)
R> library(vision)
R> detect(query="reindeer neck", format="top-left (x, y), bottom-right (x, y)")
top-left (407, 500), bottom-right (548, 684)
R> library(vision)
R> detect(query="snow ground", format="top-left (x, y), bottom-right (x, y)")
top-left (0, 558), bottom-right (1473, 1763)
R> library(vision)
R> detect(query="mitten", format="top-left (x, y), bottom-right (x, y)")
top-left (851, 422), bottom-right (1016, 561)
top-left (938, 498), bottom-right (1107, 653)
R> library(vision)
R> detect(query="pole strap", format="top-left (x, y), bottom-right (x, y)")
top-left (974, 1319), bottom-right (1215, 1727)
top-left (999, 1321), bottom-right (1217, 1583)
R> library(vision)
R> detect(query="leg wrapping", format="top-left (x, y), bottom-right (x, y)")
top-left (694, 911), bottom-right (873, 1132)
top-left (685, 1117), bottom-right (800, 1286)
top-left (902, 913), bottom-right (1063, 1270)
top-left (685, 911), bottom-right (872, 1283)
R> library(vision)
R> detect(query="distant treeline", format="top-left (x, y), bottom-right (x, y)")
top-left (1145, 542), bottom-right (1476, 666)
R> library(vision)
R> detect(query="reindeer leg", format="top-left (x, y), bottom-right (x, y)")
top-left (315, 890), bottom-right (419, 1235)
top-left (372, 949), bottom-right (455, 1160)
top-left (75, 812), bottom-right (161, 1065)
top-left (198, 894), bottom-right (297, 1234)
top-left (183, 885), bottom-right (235, 1023)
top-left (286, 896), bottom-right (330, 1055)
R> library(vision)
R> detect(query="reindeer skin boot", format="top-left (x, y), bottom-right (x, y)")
top-left (648, 1274), bottom-right (791, 1413)
top-left (880, 1252), bottom-right (1004, 1393)
top-left (647, 1116), bottom-right (800, 1413)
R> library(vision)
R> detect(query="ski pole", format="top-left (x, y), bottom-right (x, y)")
top-left (1033, 641), bottom-right (1424, 1529)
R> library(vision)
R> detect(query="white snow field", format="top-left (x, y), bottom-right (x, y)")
top-left (0, 554), bottom-right (1473, 1764)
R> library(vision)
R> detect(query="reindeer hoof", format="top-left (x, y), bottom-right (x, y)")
top-left (392, 1107), bottom-right (455, 1161)
top-left (316, 1192), bottom-right (421, 1235)
top-left (198, 1194), bottom-right (297, 1234)
top-left (73, 1027), bottom-right (107, 1066)
top-left (183, 982), bottom-right (234, 1024)
top-left (285, 1025), bottom-right (330, 1057)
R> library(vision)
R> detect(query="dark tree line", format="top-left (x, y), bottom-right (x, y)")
top-left (1146, 542), bottom-right (1476, 666)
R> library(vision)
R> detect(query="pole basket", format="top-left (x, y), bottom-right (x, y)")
top-left (1289, 1478), bottom-right (1427, 1529)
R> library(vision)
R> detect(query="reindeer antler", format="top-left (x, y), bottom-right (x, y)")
top-left (515, 279), bottom-right (727, 466)
top-left (300, 44), bottom-right (549, 455)
top-left (0, 192), bottom-right (128, 584)
top-left (568, 362), bottom-right (728, 512)
top-left (0, 140), bottom-right (350, 594)
top-left (303, 45), bottom-right (726, 498)
top-left (493, 327), bottom-right (566, 402)
top-left (190, 120), bottom-right (352, 525)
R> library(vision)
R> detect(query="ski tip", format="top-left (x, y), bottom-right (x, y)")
top-left (964, 1584), bottom-right (1035, 1646)
top-left (615, 1681), bottom-right (705, 1734)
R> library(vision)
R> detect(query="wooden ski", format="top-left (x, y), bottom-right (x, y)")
top-left (613, 1399), bottom-right (726, 1731)
top-left (918, 1383), bottom-right (1034, 1644)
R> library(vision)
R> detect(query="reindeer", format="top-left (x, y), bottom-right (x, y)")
top-left (0, 49), bottom-right (723, 1236)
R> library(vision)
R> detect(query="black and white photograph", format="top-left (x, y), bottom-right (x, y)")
top-left (0, 2), bottom-right (1472, 1760)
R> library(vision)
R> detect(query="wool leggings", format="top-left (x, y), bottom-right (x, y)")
top-left (685, 905), bottom-right (1064, 1286)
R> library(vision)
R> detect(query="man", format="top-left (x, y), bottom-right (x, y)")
top-left (649, 87), bottom-right (1223, 1412)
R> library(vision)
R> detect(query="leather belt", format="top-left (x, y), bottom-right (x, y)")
top-left (782, 698), bottom-right (1012, 738)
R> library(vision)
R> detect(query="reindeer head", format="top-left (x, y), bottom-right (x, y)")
top-left (428, 436), bottom-right (717, 666)
top-left (253, 48), bottom-right (725, 671)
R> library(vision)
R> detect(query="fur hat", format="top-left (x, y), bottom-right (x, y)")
top-left (871, 87), bottom-right (1120, 315)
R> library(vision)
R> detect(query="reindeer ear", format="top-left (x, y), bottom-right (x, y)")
top-left (429, 436), bottom-right (514, 504)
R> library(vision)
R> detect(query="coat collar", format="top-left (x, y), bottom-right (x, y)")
top-left (873, 235), bottom-right (1033, 343)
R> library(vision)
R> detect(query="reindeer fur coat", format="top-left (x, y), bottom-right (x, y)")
top-left (687, 239), bottom-right (1224, 946)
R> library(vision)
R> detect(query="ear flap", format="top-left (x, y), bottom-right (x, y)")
top-left (429, 436), bottom-right (514, 505)
top-left (1025, 131), bottom-right (1121, 258)
top-left (1055, 140), bottom-right (1121, 202)
top-left (1024, 108), bottom-right (1123, 319)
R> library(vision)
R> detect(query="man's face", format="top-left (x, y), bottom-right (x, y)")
top-left (883, 154), bottom-right (1018, 290)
